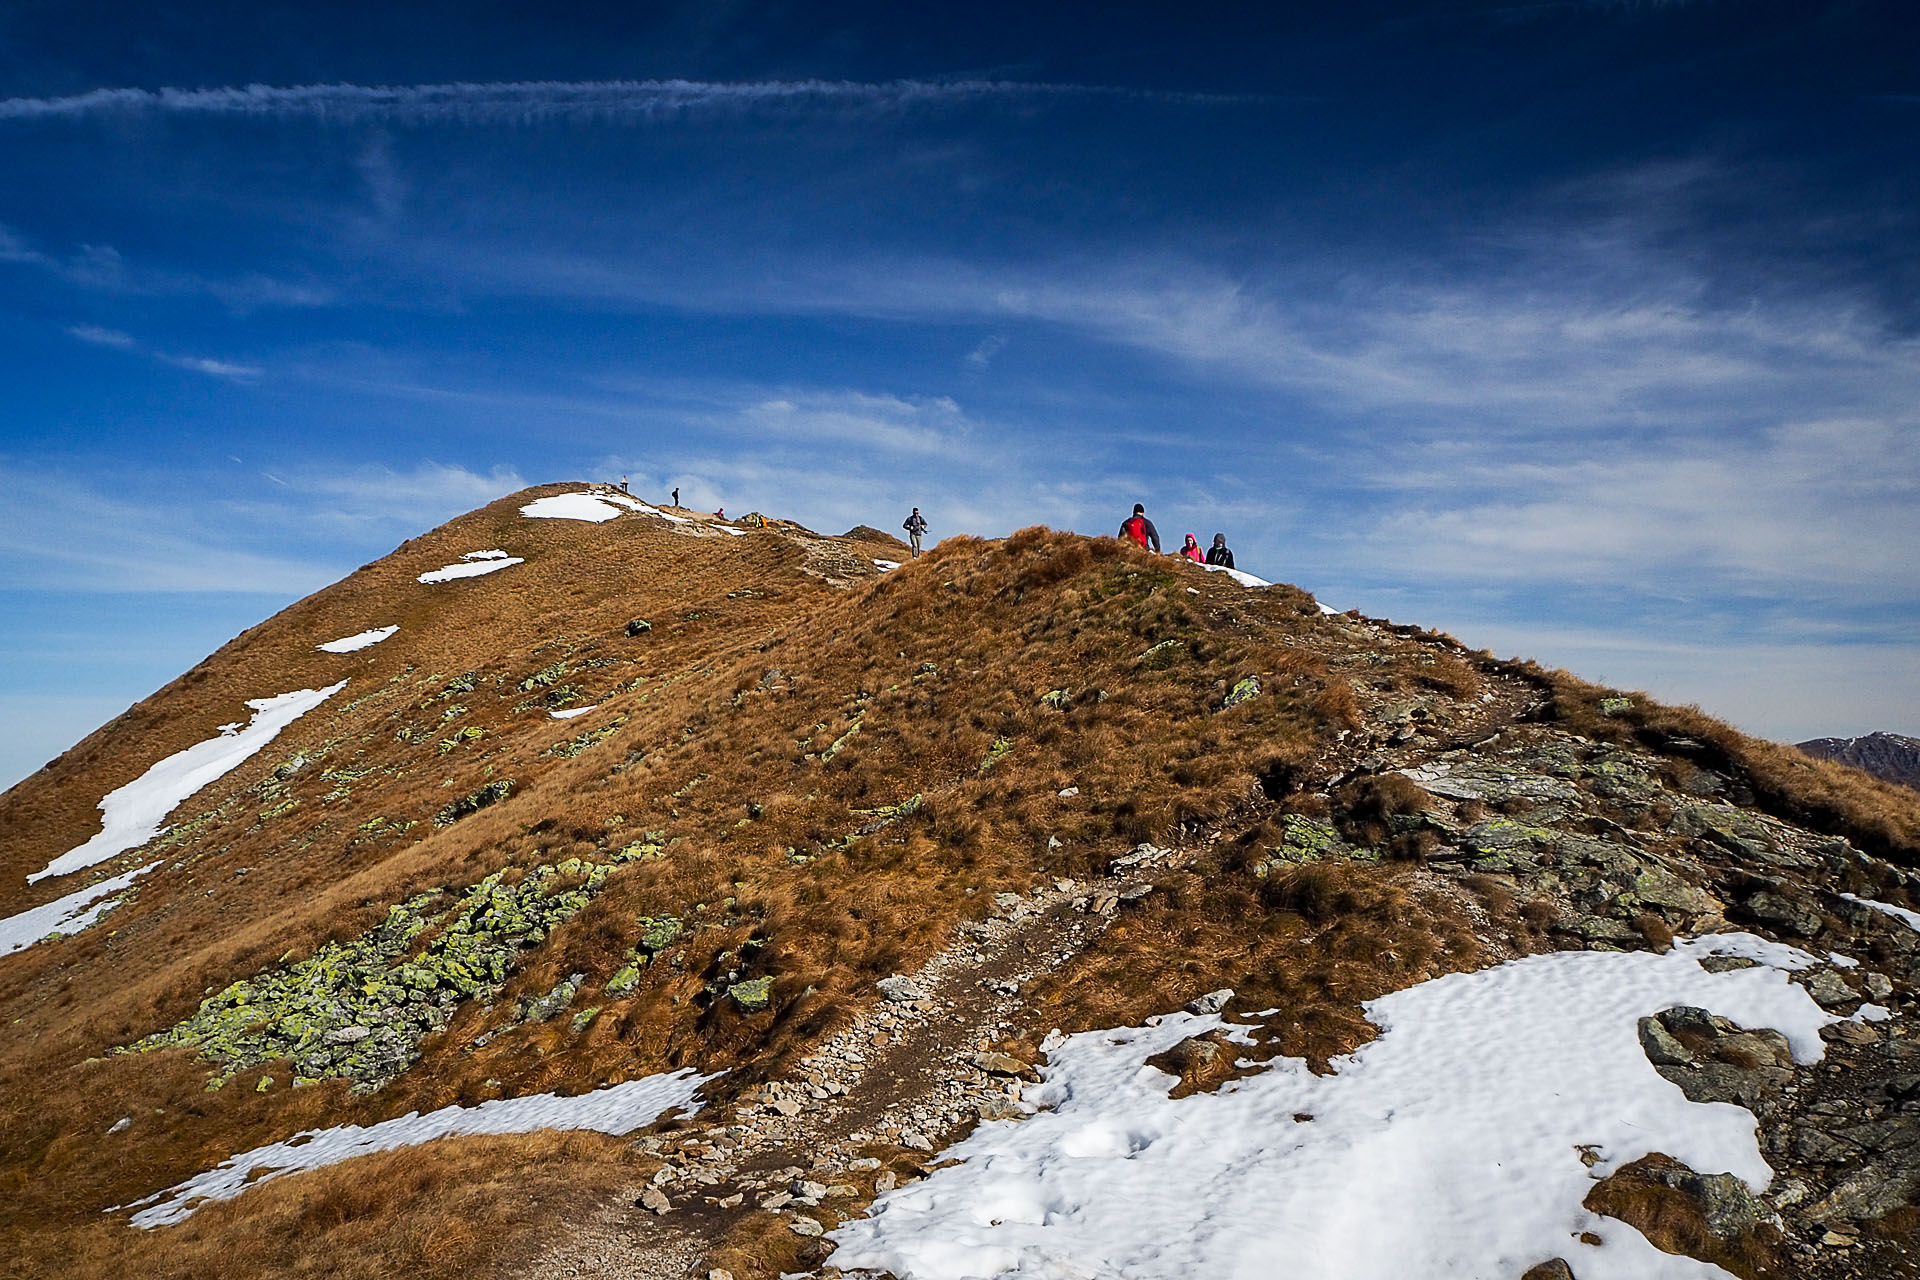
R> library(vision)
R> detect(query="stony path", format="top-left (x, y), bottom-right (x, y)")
top-left (529, 618), bottom-right (1540, 1280)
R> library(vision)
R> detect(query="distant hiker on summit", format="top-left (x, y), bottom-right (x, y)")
top-left (671, 487), bottom-right (680, 507)
top-left (1119, 504), bottom-right (1161, 553)
top-left (1179, 533), bottom-right (1205, 564)
top-left (903, 507), bottom-right (929, 558)
top-left (1205, 534), bottom-right (1235, 569)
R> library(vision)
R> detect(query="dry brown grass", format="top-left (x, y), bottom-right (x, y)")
top-left (1583, 1154), bottom-right (1785, 1278)
top-left (0, 513), bottom-right (1357, 1276)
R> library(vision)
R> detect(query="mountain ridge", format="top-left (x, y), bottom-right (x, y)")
top-left (1799, 733), bottom-right (1920, 794)
top-left (6, 484), bottom-right (1920, 1280)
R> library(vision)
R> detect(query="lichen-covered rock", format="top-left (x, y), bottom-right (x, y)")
top-left (127, 859), bottom-right (624, 1092)
top-left (728, 976), bottom-right (774, 1012)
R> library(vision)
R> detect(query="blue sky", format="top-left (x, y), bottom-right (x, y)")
top-left (2, 1), bottom-right (1917, 790)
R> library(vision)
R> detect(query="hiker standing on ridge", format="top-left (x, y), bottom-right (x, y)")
top-left (1205, 534), bottom-right (1235, 569)
top-left (903, 507), bottom-right (929, 558)
top-left (1179, 533), bottom-right (1205, 564)
top-left (671, 487), bottom-right (680, 507)
top-left (1118, 504), bottom-right (1161, 553)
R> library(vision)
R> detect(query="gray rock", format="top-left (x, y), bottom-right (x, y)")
top-left (1184, 989), bottom-right (1235, 1016)
top-left (1800, 968), bottom-right (1857, 1010)
top-left (624, 618), bottom-right (652, 636)
top-left (1741, 888), bottom-right (1821, 937)
top-left (638, 1186), bottom-right (671, 1215)
top-left (789, 1216), bottom-right (824, 1237)
top-left (877, 975), bottom-right (928, 1004)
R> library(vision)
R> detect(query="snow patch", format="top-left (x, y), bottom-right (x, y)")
top-left (1, 861), bottom-right (158, 956)
top-left (828, 933), bottom-right (1846, 1280)
top-left (717, 523), bottom-right (750, 536)
top-left (1840, 893), bottom-right (1920, 932)
top-left (1318, 600), bottom-right (1341, 616)
top-left (550, 705), bottom-right (598, 720)
top-left (317, 626), bottom-right (397, 654)
top-left (520, 493), bottom-right (626, 522)
top-left (1200, 562), bottom-right (1270, 588)
top-left (418, 554), bottom-right (524, 583)
top-left (29, 683), bottom-right (348, 884)
top-left (121, 1070), bottom-right (716, 1227)
top-left (874, 559), bottom-right (901, 571)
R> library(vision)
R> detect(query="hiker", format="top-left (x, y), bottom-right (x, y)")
top-left (671, 487), bottom-right (680, 507)
top-left (1179, 533), bottom-right (1205, 564)
top-left (1205, 534), bottom-right (1235, 569)
top-left (1118, 504), bottom-right (1161, 553)
top-left (903, 507), bottom-right (929, 558)
top-left (619, 475), bottom-right (629, 494)
top-left (716, 506), bottom-right (725, 520)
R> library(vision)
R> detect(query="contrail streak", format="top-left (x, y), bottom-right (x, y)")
top-left (0, 78), bottom-right (1245, 125)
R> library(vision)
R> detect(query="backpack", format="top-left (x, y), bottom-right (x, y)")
top-left (1122, 515), bottom-right (1148, 547)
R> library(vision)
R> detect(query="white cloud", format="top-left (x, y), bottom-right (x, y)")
top-left (157, 353), bottom-right (263, 381)
top-left (66, 324), bottom-right (136, 349)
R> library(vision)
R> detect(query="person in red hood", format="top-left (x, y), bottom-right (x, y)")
top-left (1118, 503), bottom-right (1161, 552)
top-left (1179, 533), bottom-right (1205, 564)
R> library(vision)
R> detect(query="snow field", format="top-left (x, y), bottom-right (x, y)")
top-left (1199, 561), bottom-right (1271, 589)
top-left (519, 493), bottom-right (628, 522)
top-left (550, 705), bottom-right (599, 720)
top-left (1840, 894), bottom-right (1920, 932)
top-left (121, 1070), bottom-right (717, 1227)
top-left (0, 861), bottom-right (158, 956)
top-left (28, 682), bottom-right (348, 884)
top-left (827, 933), bottom-right (1848, 1280)
top-left (317, 625), bottom-right (398, 654)
top-left (417, 551), bottom-right (524, 583)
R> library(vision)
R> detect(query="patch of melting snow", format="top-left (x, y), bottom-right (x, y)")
top-left (550, 705), bottom-right (598, 720)
top-left (120, 1070), bottom-right (717, 1227)
top-left (418, 553), bottom-right (524, 583)
top-left (1, 861), bottom-right (158, 956)
top-left (828, 933), bottom-right (1848, 1280)
top-left (1318, 600), bottom-right (1341, 615)
top-left (1840, 893), bottom-right (1920, 932)
top-left (520, 493), bottom-right (627, 522)
top-left (1199, 562), bottom-right (1270, 588)
top-left (716, 523), bottom-right (750, 536)
top-left (874, 559), bottom-right (901, 571)
top-left (317, 625), bottom-right (398, 654)
top-left (28, 682), bottom-right (348, 884)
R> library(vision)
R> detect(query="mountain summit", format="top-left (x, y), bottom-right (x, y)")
top-left (5, 485), bottom-right (1920, 1280)
top-left (1799, 733), bottom-right (1920, 795)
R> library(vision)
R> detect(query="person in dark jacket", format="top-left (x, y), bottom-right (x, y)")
top-left (903, 507), bottom-right (929, 557)
top-left (1118, 504), bottom-right (1161, 553)
top-left (1205, 534), bottom-right (1235, 569)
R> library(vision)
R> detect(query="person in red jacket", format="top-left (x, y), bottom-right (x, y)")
top-left (1118, 503), bottom-right (1161, 552)
top-left (1179, 533), bottom-right (1205, 564)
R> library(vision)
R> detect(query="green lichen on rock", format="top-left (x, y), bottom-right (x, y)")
top-left (519, 973), bottom-right (584, 1023)
top-left (979, 739), bottom-right (1014, 773)
top-left (1038, 688), bottom-right (1071, 710)
top-left (604, 963), bottom-right (645, 996)
top-left (570, 1005), bottom-right (601, 1032)
top-left (547, 716), bottom-right (626, 759)
top-left (437, 726), bottom-right (484, 754)
top-left (126, 859), bottom-right (622, 1092)
top-left (517, 661), bottom-right (571, 692)
top-left (853, 793), bottom-right (923, 836)
top-left (638, 915), bottom-right (683, 953)
top-left (1599, 696), bottom-right (1635, 717)
top-left (1222, 676), bottom-right (1262, 710)
top-left (434, 778), bottom-right (514, 827)
top-left (1255, 815), bottom-right (1353, 873)
top-left (1136, 639), bottom-right (1185, 670)
top-left (727, 975), bottom-right (774, 1012)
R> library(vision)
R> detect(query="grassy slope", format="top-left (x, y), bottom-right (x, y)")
top-left (3, 491), bottom-right (1918, 1280)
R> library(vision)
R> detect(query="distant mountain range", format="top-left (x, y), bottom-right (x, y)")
top-left (1799, 732), bottom-right (1920, 792)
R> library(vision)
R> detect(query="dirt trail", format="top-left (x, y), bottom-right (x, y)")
top-left (527, 618), bottom-right (1535, 1280)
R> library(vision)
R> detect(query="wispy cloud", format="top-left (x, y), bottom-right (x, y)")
top-left (64, 322), bottom-right (261, 381)
top-left (0, 78), bottom-right (1247, 127)
top-left (4, 222), bottom-right (333, 309)
top-left (66, 324), bottom-right (136, 349)
top-left (965, 333), bottom-right (1009, 371)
